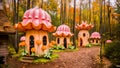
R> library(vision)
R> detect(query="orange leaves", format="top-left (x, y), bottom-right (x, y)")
top-left (51, 40), bottom-right (56, 45)
top-left (31, 47), bottom-right (35, 52)
top-left (41, 46), bottom-right (47, 51)
top-left (19, 41), bottom-right (26, 47)
top-left (36, 40), bottom-right (41, 45)
top-left (48, 43), bottom-right (53, 48)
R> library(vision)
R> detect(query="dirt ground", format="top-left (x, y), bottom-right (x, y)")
top-left (7, 46), bottom-right (109, 68)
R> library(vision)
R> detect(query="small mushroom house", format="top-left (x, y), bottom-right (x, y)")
top-left (90, 32), bottom-right (101, 45)
top-left (53, 24), bottom-right (73, 48)
top-left (76, 21), bottom-right (93, 47)
top-left (15, 7), bottom-right (56, 56)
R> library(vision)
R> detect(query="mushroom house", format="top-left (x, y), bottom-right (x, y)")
top-left (53, 24), bottom-right (73, 48)
top-left (76, 21), bottom-right (93, 47)
top-left (15, 7), bottom-right (56, 56)
top-left (90, 32), bottom-right (101, 45)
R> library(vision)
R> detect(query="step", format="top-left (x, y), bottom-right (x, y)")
top-left (22, 56), bottom-right (34, 60)
top-left (20, 59), bottom-right (33, 63)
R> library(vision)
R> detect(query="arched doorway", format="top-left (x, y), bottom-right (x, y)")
top-left (57, 38), bottom-right (60, 44)
top-left (80, 38), bottom-right (83, 46)
top-left (29, 35), bottom-right (34, 54)
top-left (63, 38), bottom-right (67, 48)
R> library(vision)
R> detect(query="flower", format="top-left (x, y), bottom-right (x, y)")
top-left (20, 36), bottom-right (26, 41)
top-left (51, 40), bottom-right (56, 45)
top-left (106, 40), bottom-right (112, 43)
top-left (31, 47), bottom-right (35, 52)
top-left (19, 41), bottom-right (26, 47)
top-left (48, 43), bottom-right (53, 48)
top-left (41, 46), bottom-right (47, 51)
top-left (36, 40), bottom-right (41, 45)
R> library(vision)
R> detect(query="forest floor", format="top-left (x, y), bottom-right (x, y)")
top-left (7, 46), bottom-right (111, 68)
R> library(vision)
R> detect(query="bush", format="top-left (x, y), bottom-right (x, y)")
top-left (68, 46), bottom-right (75, 49)
top-left (53, 45), bottom-right (65, 50)
top-left (104, 41), bottom-right (120, 65)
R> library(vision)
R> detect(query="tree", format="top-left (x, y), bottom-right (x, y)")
top-left (73, 0), bottom-right (76, 48)
top-left (27, 0), bottom-right (30, 9)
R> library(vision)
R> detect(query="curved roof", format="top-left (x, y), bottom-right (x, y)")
top-left (53, 24), bottom-right (73, 37)
top-left (75, 21), bottom-right (93, 30)
top-left (90, 32), bottom-right (101, 39)
top-left (15, 7), bottom-right (56, 32)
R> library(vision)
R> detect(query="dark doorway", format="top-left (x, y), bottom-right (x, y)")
top-left (80, 38), bottom-right (83, 46)
top-left (57, 38), bottom-right (60, 44)
top-left (63, 38), bottom-right (67, 48)
top-left (29, 35), bottom-right (34, 55)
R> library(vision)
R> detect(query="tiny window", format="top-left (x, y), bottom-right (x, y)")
top-left (43, 36), bottom-right (47, 45)
top-left (83, 33), bottom-right (86, 37)
top-left (92, 39), bottom-right (94, 42)
top-left (96, 40), bottom-right (98, 43)
top-left (57, 38), bottom-right (60, 44)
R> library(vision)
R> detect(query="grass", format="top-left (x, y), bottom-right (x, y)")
top-left (18, 54), bottom-right (59, 63)
top-left (33, 54), bottom-right (59, 63)
top-left (53, 48), bottom-right (79, 52)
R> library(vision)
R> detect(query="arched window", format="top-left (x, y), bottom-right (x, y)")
top-left (57, 38), bottom-right (60, 44)
top-left (30, 35), bottom-right (34, 48)
top-left (29, 35), bottom-right (34, 54)
top-left (43, 36), bottom-right (47, 45)
top-left (96, 40), bottom-right (98, 43)
top-left (83, 33), bottom-right (86, 37)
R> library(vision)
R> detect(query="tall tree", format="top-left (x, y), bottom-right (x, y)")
top-left (107, 0), bottom-right (111, 36)
top-left (73, 0), bottom-right (76, 48)
top-left (27, 0), bottom-right (30, 9)
top-left (60, 0), bottom-right (63, 24)
top-left (89, 0), bottom-right (91, 23)
top-left (99, 0), bottom-right (103, 66)
top-left (13, 0), bottom-right (19, 53)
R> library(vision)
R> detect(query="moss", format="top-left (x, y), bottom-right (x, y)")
top-left (33, 54), bottom-right (59, 63)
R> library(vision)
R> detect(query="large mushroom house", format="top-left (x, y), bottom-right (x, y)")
top-left (15, 7), bottom-right (56, 56)
top-left (76, 21), bottom-right (94, 47)
top-left (53, 24), bottom-right (73, 48)
top-left (90, 32), bottom-right (101, 45)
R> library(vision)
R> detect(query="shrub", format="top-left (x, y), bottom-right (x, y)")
top-left (104, 41), bottom-right (120, 65)
top-left (68, 46), bottom-right (75, 49)
top-left (53, 45), bottom-right (65, 50)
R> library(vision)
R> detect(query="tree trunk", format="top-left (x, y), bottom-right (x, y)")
top-left (41, 0), bottom-right (43, 8)
top-left (99, 0), bottom-right (103, 66)
top-left (27, 0), bottom-right (30, 10)
top-left (60, 0), bottom-right (63, 24)
top-left (13, 0), bottom-right (19, 53)
top-left (107, 0), bottom-right (111, 36)
top-left (73, 0), bottom-right (76, 48)
top-left (63, 0), bottom-right (66, 23)
top-left (89, 0), bottom-right (91, 23)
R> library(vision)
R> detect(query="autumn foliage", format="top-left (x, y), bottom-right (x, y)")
top-left (19, 41), bottom-right (26, 47)
top-left (31, 47), bottom-right (35, 52)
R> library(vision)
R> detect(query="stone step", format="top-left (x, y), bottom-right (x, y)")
top-left (22, 56), bottom-right (34, 60)
top-left (20, 59), bottom-right (33, 63)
